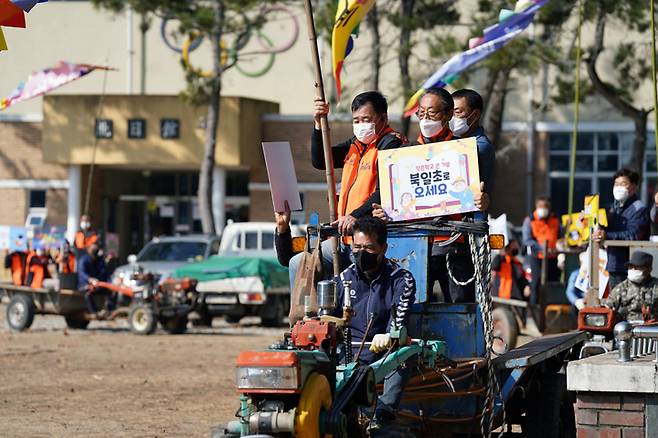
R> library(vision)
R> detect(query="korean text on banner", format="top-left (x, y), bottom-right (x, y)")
top-left (262, 141), bottom-right (302, 212)
top-left (378, 138), bottom-right (481, 222)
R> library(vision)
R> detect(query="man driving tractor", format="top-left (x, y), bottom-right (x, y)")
top-left (330, 216), bottom-right (416, 432)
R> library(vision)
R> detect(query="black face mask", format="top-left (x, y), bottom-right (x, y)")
top-left (510, 249), bottom-right (519, 256)
top-left (352, 250), bottom-right (380, 273)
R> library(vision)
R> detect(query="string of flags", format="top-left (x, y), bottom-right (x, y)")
top-left (0, 0), bottom-right (48, 52)
top-left (403, 0), bottom-right (548, 116)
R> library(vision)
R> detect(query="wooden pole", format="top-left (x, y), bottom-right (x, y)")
top-left (303, 0), bottom-right (341, 276)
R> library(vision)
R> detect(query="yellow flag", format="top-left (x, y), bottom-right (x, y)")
top-left (332, 0), bottom-right (375, 99)
top-left (0, 27), bottom-right (7, 51)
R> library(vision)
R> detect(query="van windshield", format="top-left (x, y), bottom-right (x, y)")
top-left (138, 241), bottom-right (207, 262)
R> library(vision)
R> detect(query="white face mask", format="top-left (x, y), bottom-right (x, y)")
top-left (613, 186), bottom-right (630, 203)
top-left (627, 268), bottom-right (645, 284)
top-left (536, 207), bottom-right (549, 219)
top-left (353, 122), bottom-right (377, 144)
top-left (80, 221), bottom-right (90, 230)
top-left (448, 116), bottom-right (469, 136)
top-left (419, 119), bottom-right (443, 138)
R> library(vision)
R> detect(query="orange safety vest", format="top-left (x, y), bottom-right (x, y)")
top-left (60, 252), bottom-right (75, 274)
top-left (9, 251), bottom-right (27, 286)
top-left (418, 128), bottom-right (464, 243)
top-left (25, 252), bottom-right (50, 289)
top-left (530, 212), bottom-right (560, 259)
top-left (497, 255), bottom-right (523, 299)
top-left (337, 126), bottom-right (398, 219)
top-left (75, 230), bottom-right (98, 251)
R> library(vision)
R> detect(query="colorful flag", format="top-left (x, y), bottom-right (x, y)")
top-left (0, 27), bottom-right (6, 51)
top-left (0, 61), bottom-right (115, 110)
top-left (332, 0), bottom-right (375, 100)
top-left (0, 0), bottom-right (48, 52)
top-left (403, 0), bottom-right (547, 116)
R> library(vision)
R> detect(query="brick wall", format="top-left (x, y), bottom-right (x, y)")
top-left (0, 188), bottom-right (27, 225)
top-left (575, 393), bottom-right (647, 438)
top-left (0, 122), bottom-right (67, 179)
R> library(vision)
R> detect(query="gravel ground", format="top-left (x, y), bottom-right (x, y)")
top-left (0, 303), bottom-right (282, 437)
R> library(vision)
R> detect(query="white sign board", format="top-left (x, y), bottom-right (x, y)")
top-left (262, 142), bottom-right (303, 212)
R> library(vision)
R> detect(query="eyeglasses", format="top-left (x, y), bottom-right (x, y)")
top-left (415, 108), bottom-right (444, 121)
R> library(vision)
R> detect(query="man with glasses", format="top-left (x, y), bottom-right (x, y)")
top-left (593, 167), bottom-right (650, 289)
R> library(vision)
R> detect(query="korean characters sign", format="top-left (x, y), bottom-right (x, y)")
top-left (378, 138), bottom-right (481, 221)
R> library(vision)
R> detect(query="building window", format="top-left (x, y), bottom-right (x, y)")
top-left (128, 119), bottom-right (146, 139)
top-left (95, 119), bottom-right (113, 139)
top-left (28, 189), bottom-right (46, 208)
top-left (548, 131), bottom-right (656, 216)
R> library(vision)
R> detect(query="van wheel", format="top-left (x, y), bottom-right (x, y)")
top-left (261, 295), bottom-right (287, 328)
top-left (161, 316), bottom-right (188, 334)
top-left (7, 294), bottom-right (35, 331)
top-left (492, 307), bottom-right (519, 353)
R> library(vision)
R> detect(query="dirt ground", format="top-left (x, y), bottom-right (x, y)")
top-left (0, 304), bottom-right (282, 438)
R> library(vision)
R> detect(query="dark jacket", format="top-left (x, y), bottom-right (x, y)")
top-left (310, 128), bottom-right (403, 218)
top-left (604, 195), bottom-right (650, 273)
top-left (331, 259), bottom-right (416, 364)
top-left (274, 228), bottom-right (294, 267)
top-left (77, 254), bottom-right (109, 291)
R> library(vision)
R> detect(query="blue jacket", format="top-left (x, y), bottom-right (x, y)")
top-left (604, 195), bottom-right (650, 273)
top-left (331, 259), bottom-right (416, 364)
top-left (77, 254), bottom-right (108, 291)
top-left (565, 269), bottom-right (583, 307)
top-left (472, 127), bottom-right (496, 193)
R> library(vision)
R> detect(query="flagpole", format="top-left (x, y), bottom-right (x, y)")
top-left (303, 0), bottom-right (340, 276)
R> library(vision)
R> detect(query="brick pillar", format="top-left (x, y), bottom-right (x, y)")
top-left (575, 393), bottom-right (646, 438)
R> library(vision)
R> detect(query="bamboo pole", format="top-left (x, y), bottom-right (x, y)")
top-left (651, 0), bottom-right (658, 161)
top-left (567, 0), bottom-right (583, 216)
top-left (303, 0), bottom-right (341, 276)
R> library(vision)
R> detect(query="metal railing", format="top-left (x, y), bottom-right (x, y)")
top-left (614, 321), bottom-right (658, 362)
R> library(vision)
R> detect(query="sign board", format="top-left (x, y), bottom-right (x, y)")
top-left (378, 138), bottom-right (481, 221)
top-left (262, 141), bottom-right (302, 212)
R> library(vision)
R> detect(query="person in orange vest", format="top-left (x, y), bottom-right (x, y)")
top-left (55, 240), bottom-right (76, 274)
top-left (287, 91), bottom-right (405, 287)
top-left (522, 196), bottom-right (562, 305)
top-left (74, 214), bottom-right (99, 258)
top-left (4, 235), bottom-right (27, 286)
top-left (25, 246), bottom-right (52, 289)
top-left (492, 239), bottom-right (531, 300)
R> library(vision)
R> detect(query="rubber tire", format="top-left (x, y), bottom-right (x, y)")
top-left (6, 294), bottom-right (35, 332)
top-left (191, 312), bottom-right (213, 327)
top-left (129, 304), bottom-right (157, 335)
top-left (161, 316), bottom-right (188, 334)
top-left (523, 373), bottom-right (576, 438)
top-left (65, 315), bottom-right (90, 330)
top-left (260, 295), bottom-right (286, 328)
top-left (224, 314), bottom-right (242, 324)
top-left (492, 307), bottom-right (519, 353)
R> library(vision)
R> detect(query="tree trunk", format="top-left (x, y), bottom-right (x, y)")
top-left (585, 8), bottom-right (649, 176)
top-left (198, 1), bottom-right (225, 234)
top-left (481, 68), bottom-right (501, 122)
top-left (484, 66), bottom-right (511, 149)
top-left (366, 3), bottom-right (381, 90)
top-left (399, 0), bottom-right (415, 137)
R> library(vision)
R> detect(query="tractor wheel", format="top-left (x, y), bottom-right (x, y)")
top-left (161, 315), bottom-right (188, 335)
top-left (523, 373), bottom-right (576, 438)
top-left (65, 315), bottom-right (90, 330)
top-left (492, 307), bottom-right (518, 353)
top-left (296, 373), bottom-right (332, 438)
top-left (6, 294), bottom-right (35, 332)
top-left (129, 304), bottom-right (157, 335)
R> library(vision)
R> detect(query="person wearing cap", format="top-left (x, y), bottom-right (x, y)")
top-left (602, 251), bottom-right (658, 322)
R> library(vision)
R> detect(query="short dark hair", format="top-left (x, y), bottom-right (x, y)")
top-left (536, 195), bottom-right (551, 204)
top-left (452, 89), bottom-right (484, 112)
top-left (421, 87), bottom-right (454, 111)
top-left (351, 91), bottom-right (388, 115)
top-left (352, 216), bottom-right (387, 246)
top-left (613, 167), bottom-right (640, 186)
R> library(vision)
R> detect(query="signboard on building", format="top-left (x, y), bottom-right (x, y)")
top-left (378, 138), bottom-right (481, 222)
top-left (95, 118), bottom-right (113, 139)
top-left (160, 118), bottom-right (180, 139)
top-left (128, 119), bottom-right (146, 139)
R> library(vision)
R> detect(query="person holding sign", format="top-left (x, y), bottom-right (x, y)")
top-left (287, 92), bottom-right (405, 285)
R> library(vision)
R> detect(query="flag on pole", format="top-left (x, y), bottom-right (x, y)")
top-left (0, 61), bottom-right (115, 110)
top-left (332, 0), bottom-right (375, 100)
top-left (0, 0), bottom-right (48, 52)
top-left (403, 0), bottom-right (547, 116)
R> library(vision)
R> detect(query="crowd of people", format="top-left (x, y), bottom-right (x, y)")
top-left (3, 214), bottom-right (116, 317)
